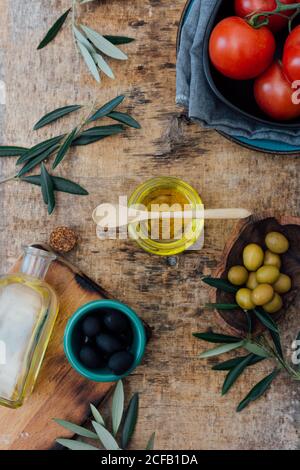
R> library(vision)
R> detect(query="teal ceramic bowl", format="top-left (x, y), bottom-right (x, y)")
top-left (64, 300), bottom-right (146, 382)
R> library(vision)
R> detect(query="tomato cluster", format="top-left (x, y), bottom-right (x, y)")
top-left (209, 0), bottom-right (300, 121)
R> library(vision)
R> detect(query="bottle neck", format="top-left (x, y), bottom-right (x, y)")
top-left (20, 247), bottom-right (56, 280)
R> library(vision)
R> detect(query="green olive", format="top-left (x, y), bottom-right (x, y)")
top-left (243, 243), bottom-right (264, 272)
top-left (263, 293), bottom-right (283, 314)
top-left (246, 272), bottom-right (258, 290)
top-left (228, 265), bottom-right (249, 286)
top-left (256, 265), bottom-right (280, 284)
top-left (251, 284), bottom-right (274, 306)
top-left (265, 232), bottom-right (289, 254)
top-left (273, 273), bottom-right (292, 295)
top-left (236, 288), bottom-right (256, 310)
top-left (264, 250), bottom-right (281, 269)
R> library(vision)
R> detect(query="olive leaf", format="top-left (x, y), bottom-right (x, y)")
top-left (53, 419), bottom-right (98, 439)
top-left (17, 135), bottom-right (64, 165)
top-left (56, 439), bottom-right (99, 451)
top-left (212, 354), bottom-right (264, 371)
top-left (17, 143), bottom-right (60, 177)
top-left (243, 341), bottom-right (270, 358)
top-left (244, 310), bottom-right (252, 335)
top-left (81, 25), bottom-right (128, 60)
top-left (20, 174), bottom-right (89, 196)
top-left (41, 163), bottom-right (55, 214)
top-left (33, 105), bottom-right (82, 131)
top-left (103, 36), bottom-right (135, 45)
top-left (201, 277), bottom-right (238, 294)
top-left (237, 369), bottom-right (279, 412)
top-left (72, 125), bottom-right (123, 146)
top-left (73, 25), bottom-right (95, 53)
top-left (112, 380), bottom-right (124, 436)
top-left (253, 308), bottom-right (279, 334)
top-left (0, 146), bottom-right (28, 157)
top-left (108, 112), bottom-right (141, 129)
top-left (146, 432), bottom-right (155, 451)
top-left (193, 332), bottom-right (242, 344)
top-left (79, 125), bottom-right (123, 137)
top-left (92, 422), bottom-right (120, 451)
top-left (222, 354), bottom-right (259, 396)
top-left (92, 53), bottom-right (115, 79)
top-left (205, 303), bottom-right (240, 311)
top-left (53, 128), bottom-right (78, 169)
top-left (77, 41), bottom-right (100, 83)
top-left (88, 95), bottom-right (125, 122)
top-left (90, 404), bottom-right (105, 426)
top-left (199, 341), bottom-right (245, 359)
top-left (269, 329), bottom-right (283, 358)
top-left (71, 134), bottom-right (107, 146)
top-left (121, 393), bottom-right (139, 449)
top-left (37, 9), bottom-right (71, 50)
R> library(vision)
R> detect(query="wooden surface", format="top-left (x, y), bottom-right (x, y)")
top-left (0, 0), bottom-right (300, 451)
top-left (0, 244), bottom-right (113, 450)
top-left (214, 213), bottom-right (300, 336)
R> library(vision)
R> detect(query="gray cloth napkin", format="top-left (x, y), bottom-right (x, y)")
top-left (176, 0), bottom-right (300, 144)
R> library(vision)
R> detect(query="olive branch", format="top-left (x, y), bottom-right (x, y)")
top-left (0, 95), bottom-right (140, 214)
top-left (37, 0), bottom-right (134, 83)
top-left (54, 380), bottom-right (155, 451)
top-left (194, 277), bottom-right (300, 412)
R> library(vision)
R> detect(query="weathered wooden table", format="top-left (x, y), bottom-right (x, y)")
top-left (0, 0), bottom-right (300, 450)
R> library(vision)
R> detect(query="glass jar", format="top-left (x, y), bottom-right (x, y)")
top-left (0, 246), bottom-right (59, 408)
top-left (128, 177), bottom-right (204, 256)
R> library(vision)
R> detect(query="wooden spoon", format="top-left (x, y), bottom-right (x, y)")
top-left (92, 204), bottom-right (251, 230)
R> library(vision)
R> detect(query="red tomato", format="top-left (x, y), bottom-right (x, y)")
top-left (235, 0), bottom-right (295, 33)
top-left (209, 17), bottom-right (276, 80)
top-left (283, 25), bottom-right (300, 82)
top-left (254, 61), bottom-right (300, 120)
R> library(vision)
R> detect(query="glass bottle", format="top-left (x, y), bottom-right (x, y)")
top-left (0, 246), bottom-right (59, 408)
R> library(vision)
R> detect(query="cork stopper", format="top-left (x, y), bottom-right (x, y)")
top-left (49, 227), bottom-right (78, 253)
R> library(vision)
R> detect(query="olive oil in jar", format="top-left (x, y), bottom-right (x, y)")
top-left (128, 177), bottom-right (204, 256)
top-left (142, 187), bottom-right (192, 241)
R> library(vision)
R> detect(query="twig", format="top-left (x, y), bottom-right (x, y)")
top-left (0, 174), bottom-right (17, 185)
top-left (249, 1), bottom-right (300, 28)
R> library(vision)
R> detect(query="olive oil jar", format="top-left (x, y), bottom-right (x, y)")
top-left (128, 177), bottom-right (204, 256)
top-left (0, 247), bottom-right (59, 408)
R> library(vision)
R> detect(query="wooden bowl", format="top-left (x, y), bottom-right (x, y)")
top-left (212, 213), bottom-right (300, 336)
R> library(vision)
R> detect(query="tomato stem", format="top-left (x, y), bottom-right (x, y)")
top-left (248, 1), bottom-right (300, 29)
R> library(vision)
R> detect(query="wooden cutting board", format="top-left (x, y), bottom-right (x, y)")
top-left (0, 244), bottom-right (125, 450)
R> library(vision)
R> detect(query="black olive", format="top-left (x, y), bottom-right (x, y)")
top-left (96, 333), bottom-right (123, 355)
top-left (84, 335), bottom-right (97, 347)
top-left (103, 310), bottom-right (130, 333)
top-left (82, 315), bottom-right (102, 337)
top-left (118, 328), bottom-right (133, 348)
top-left (79, 345), bottom-right (104, 369)
top-left (108, 351), bottom-right (134, 375)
